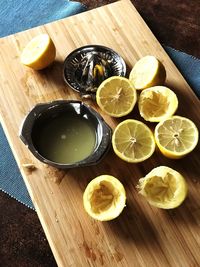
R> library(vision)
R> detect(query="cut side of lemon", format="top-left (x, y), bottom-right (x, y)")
top-left (20, 34), bottom-right (56, 70)
top-left (96, 76), bottom-right (137, 117)
top-left (155, 116), bottom-right (199, 159)
top-left (129, 55), bottom-right (166, 90)
top-left (112, 119), bottom-right (156, 163)
top-left (137, 166), bottom-right (188, 209)
top-left (138, 86), bottom-right (178, 122)
top-left (83, 175), bottom-right (126, 221)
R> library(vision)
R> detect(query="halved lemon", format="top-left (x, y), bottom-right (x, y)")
top-left (138, 86), bottom-right (178, 122)
top-left (137, 166), bottom-right (188, 209)
top-left (129, 55), bottom-right (166, 90)
top-left (155, 116), bottom-right (199, 159)
top-left (83, 175), bottom-right (126, 221)
top-left (20, 34), bottom-right (56, 70)
top-left (96, 76), bottom-right (137, 117)
top-left (112, 119), bottom-right (156, 163)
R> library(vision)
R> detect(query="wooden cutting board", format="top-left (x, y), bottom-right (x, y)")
top-left (0, 0), bottom-right (200, 266)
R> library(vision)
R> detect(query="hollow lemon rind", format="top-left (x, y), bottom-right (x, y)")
top-left (138, 166), bottom-right (188, 209)
top-left (83, 175), bottom-right (126, 221)
top-left (138, 86), bottom-right (178, 122)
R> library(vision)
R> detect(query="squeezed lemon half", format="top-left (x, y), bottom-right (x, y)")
top-left (138, 86), bottom-right (178, 122)
top-left (20, 34), bottom-right (56, 70)
top-left (83, 175), bottom-right (126, 221)
top-left (112, 119), bottom-right (156, 163)
top-left (129, 55), bottom-right (166, 90)
top-left (155, 116), bottom-right (199, 159)
top-left (137, 166), bottom-right (188, 209)
top-left (96, 76), bottom-right (137, 117)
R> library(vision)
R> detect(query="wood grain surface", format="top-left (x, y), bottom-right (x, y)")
top-left (0, 0), bottom-right (200, 266)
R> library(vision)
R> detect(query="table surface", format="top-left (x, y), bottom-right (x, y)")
top-left (0, 1), bottom-right (200, 266)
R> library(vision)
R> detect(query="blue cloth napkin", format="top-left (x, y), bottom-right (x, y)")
top-left (0, 0), bottom-right (200, 210)
top-left (0, 0), bottom-right (86, 37)
top-left (165, 46), bottom-right (200, 98)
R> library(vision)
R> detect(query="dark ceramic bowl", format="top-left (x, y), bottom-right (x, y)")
top-left (20, 100), bottom-right (112, 169)
top-left (63, 45), bottom-right (126, 98)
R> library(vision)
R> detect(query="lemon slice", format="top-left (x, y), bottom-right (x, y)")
top-left (129, 55), bottom-right (166, 90)
top-left (155, 116), bottom-right (199, 159)
top-left (137, 166), bottom-right (188, 209)
top-left (138, 86), bottom-right (178, 122)
top-left (96, 76), bottom-right (137, 117)
top-left (20, 34), bottom-right (56, 70)
top-left (83, 175), bottom-right (126, 221)
top-left (112, 119), bottom-right (156, 163)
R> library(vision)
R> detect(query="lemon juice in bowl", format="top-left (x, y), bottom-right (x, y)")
top-left (34, 113), bottom-right (96, 164)
top-left (20, 101), bottom-right (112, 168)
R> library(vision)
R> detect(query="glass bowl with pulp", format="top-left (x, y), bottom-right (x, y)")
top-left (20, 100), bottom-right (112, 168)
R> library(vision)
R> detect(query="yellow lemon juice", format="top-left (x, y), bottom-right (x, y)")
top-left (35, 114), bottom-right (96, 164)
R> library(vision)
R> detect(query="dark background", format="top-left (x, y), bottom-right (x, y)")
top-left (1, 1), bottom-right (200, 266)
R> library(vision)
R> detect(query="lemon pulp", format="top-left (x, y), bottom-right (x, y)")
top-left (138, 86), bottom-right (178, 122)
top-left (155, 116), bottom-right (199, 158)
top-left (112, 119), bottom-right (155, 163)
top-left (90, 181), bottom-right (119, 214)
top-left (129, 55), bottom-right (166, 90)
top-left (20, 34), bottom-right (56, 70)
top-left (83, 175), bottom-right (126, 221)
top-left (96, 76), bottom-right (137, 117)
top-left (137, 166), bottom-right (188, 209)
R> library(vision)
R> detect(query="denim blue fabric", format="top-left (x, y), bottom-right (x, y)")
top-left (165, 46), bottom-right (200, 98)
top-left (0, 1), bottom-right (199, 210)
top-left (0, 127), bottom-right (34, 209)
top-left (0, 0), bottom-right (86, 37)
